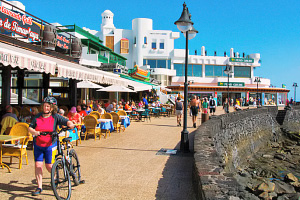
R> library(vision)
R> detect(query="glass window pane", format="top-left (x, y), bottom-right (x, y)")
top-left (234, 66), bottom-right (251, 78)
top-left (160, 43), bottom-right (164, 49)
top-left (214, 65), bottom-right (223, 77)
top-left (167, 60), bottom-right (171, 69)
top-left (174, 64), bottom-right (183, 76)
top-left (22, 88), bottom-right (41, 104)
top-left (147, 60), bottom-right (156, 68)
top-left (152, 42), bottom-right (156, 49)
top-left (193, 64), bottom-right (202, 77)
top-left (205, 65), bottom-right (214, 77)
top-left (188, 64), bottom-right (193, 76)
top-left (144, 37), bottom-right (147, 44)
top-left (157, 60), bottom-right (166, 68)
top-left (143, 59), bottom-right (147, 66)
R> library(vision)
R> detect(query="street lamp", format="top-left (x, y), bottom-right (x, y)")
top-left (175, 2), bottom-right (197, 153)
top-left (254, 77), bottom-right (261, 106)
top-left (293, 82), bottom-right (298, 103)
top-left (224, 64), bottom-right (232, 104)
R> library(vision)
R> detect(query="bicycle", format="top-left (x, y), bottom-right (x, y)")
top-left (49, 128), bottom-right (84, 200)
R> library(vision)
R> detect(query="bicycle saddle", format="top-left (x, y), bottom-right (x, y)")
top-left (62, 137), bottom-right (72, 143)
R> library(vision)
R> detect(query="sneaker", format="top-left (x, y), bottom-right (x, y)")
top-left (179, 122), bottom-right (181, 126)
top-left (193, 123), bottom-right (196, 128)
top-left (32, 188), bottom-right (42, 196)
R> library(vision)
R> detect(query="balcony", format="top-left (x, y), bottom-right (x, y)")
top-left (98, 54), bottom-right (108, 63)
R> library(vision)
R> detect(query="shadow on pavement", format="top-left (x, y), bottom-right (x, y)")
top-left (0, 180), bottom-right (52, 200)
top-left (76, 146), bottom-right (159, 152)
top-left (155, 129), bottom-right (196, 200)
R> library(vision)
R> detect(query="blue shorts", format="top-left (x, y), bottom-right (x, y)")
top-left (33, 142), bottom-right (57, 164)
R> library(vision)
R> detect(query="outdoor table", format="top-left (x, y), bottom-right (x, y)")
top-left (136, 109), bottom-right (145, 120)
top-left (97, 119), bottom-right (114, 133)
top-left (119, 115), bottom-right (130, 128)
top-left (0, 135), bottom-right (25, 173)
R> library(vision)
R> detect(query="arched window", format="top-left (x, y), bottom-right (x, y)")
top-left (144, 37), bottom-right (147, 44)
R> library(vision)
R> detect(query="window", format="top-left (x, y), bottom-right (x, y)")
top-left (144, 37), bottom-right (147, 44)
top-left (120, 39), bottom-right (129, 54)
top-left (205, 65), bottom-right (228, 77)
top-left (152, 42), bottom-right (156, 49)
top-left (167, 60), bottom-right (171, 69)
top-left (188, 64), bottom-right (193, 76)
top-left (159, 42), bottom-right (164, 49)
top-left (134, 37), bottom-right (136, 44)
top-left (147, 60), bottom-right (156, 68)
top-left (157, 60), bottom-right (166, 68)
top-left (193, 64), bottom-right (202, 77)
top-left (234, 66), bottom-right (251, 78)
top-left (174, 64), bottom-right (183, 76)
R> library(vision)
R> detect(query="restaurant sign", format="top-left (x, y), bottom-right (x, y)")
top-left (218, 82), bottom-right (245, 87)
top-left (229, 58), bottom-right (254, 63)
top-left (0, 6), bottom-right (40, 41)
top-left (56, 34), bottom-right (70, 50)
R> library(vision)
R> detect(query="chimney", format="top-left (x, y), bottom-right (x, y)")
top-left (214, 51), bottom-right (217, 56)
top-left (195, 50), bottom-right (197, 55)
top-left (224, 51), bottom-right (226, 57)
top-left (230, 48), bottom-right (234, 57)
top-left (243, 52), bottom-right (245, 58)
top-left (233, 52), bottom-right (236, 57)
top-left (205, 50), bottom-right (207, 56)
top-left (201, 46), bottom-right (205, 56)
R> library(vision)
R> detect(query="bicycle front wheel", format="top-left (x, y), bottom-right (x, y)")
top-left (69, 149), bottom-right (81, 186)
top-left (51, 159), bottom-right (71, 200)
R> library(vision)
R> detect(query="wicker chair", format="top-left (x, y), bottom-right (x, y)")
top-left (90, 111), bottom-right (101, 119)
top-left (117, 110), bottom-right (127, 116)
top-left (2, 123), bottom-right (31, 169)
top-left (83, 115), bottom-right (102, 140)
top-left (110, 112), bottom-right (121, 133)
top-left (100, 113), bottom-right (113, 137)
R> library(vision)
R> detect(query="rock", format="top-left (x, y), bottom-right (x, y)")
top-left (285, 173), bottom-right (298, 182)
top-left (229, 196), bottom-right (240, 200)
top-left (274, 180), bottom-right (296, 194)
top-left (258, 181), bottom-right (275, 192)
top-left (274, 153), bottom-right (286, 160)
top-left (262, 154), bottom-right (273, 158)
top-left (258, 191), bottom-right (269, 199)
top-left (269, 192), bottom-right (277, 199)
top-left (291, 181), bottom-right (300, 187)
top-left (277, 192), bottom-right (300, 200)
top-left (271, 142), bottom-right (280, 148)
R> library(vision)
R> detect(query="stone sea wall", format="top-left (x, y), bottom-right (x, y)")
top-left (193, 107), bottom-right (281, 200)
top-left (282, 105), bottom-right (300, 133)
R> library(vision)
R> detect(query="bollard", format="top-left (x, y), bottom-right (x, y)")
top-left (201, 113), bottom-right (209, 123)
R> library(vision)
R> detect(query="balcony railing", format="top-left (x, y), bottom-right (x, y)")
top-left (98, 54), bottom-right (108, 63)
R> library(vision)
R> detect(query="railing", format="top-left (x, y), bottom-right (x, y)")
top-left (98, 54), bottom-right (108, 63)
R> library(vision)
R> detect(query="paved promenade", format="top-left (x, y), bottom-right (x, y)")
top-left (0, 107), bottom-right (230, 200)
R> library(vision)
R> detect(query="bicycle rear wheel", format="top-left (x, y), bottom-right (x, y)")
top-left (69, 149), bottom-right (81, 186)
top-left (51, 159), bottom-right (71, 200)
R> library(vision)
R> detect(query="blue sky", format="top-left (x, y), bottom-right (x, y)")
top-left (22, 0), bottom-right (300, 100)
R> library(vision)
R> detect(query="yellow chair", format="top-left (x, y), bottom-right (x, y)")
top-left (110, 112), bottom-right (121, 133)
top-left (2, 123), bottom-right (30, 169)
top-left (1, 116), bottom-right (18, 135)
top-left (83, 115), bottom-right (102, 141)
top-left (90, 111), bottom-right (101, 119)
top-left (117, 110), bottom-right (127, 116)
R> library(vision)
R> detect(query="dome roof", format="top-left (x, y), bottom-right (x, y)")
top-left (102, 10), bottom-right (113, 16)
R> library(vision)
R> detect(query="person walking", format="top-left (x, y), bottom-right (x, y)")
top-left (223, 98), bottom-right (229, 114)
top-left (28, 97), bottom-right (74, 196)
top-left (202, 98), bottom-right (208, 114)
top-left (209, 96), bottom-right (216, 116)
top-left (190, 96), bottom-right (198, 128)
top-left (175, 97), bottom-right (183, 126)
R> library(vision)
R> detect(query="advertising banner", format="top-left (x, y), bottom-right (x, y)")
top-left (0, 6), bottom-right (41, 41)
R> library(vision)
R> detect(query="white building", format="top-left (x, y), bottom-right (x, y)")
top-left (84, 10), bottom-right (289, 106)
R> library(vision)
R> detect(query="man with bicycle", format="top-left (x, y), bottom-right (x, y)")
top-left (28, 97), bottom-right (74, 196)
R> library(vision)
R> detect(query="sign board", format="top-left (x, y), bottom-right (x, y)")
top-left (218, 82), bottom-right (245, 87)
top-left (56, 34), bottom-right (70, 50)
top-left (0, 6), bottom-right (40, 41)
top-left (229, 57), bottom-right (254, 63)
top-left (113, 68), bottom-right (121, 74)
top-left (282, 84), bottom-right (286, 88)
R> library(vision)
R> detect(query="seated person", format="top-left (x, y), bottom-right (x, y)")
top-left (67, 107), bottom-right (82, 124)
top-left (85, 106), bottom-right (92, 115)
top-left (138, 101), bottom-right (143, 108)
top-left (125, 101), bottom-right (132, 111)
top-left (2, 105), bottom-right (18, 121)
top-left (97, 104), bottom-right (105, 114)
top-left (151, 101), bottom-right (156, 107)
top-left (106, 102), bottom-right (116, 113)
top-left (234, 102), bottom-right (242, 111)
top-left (24, 107), bottom-right (39, 123)
top-left (117, 101), bottom-right (123, 110)
top-left (77, 105), bottom-right (87, 118)
top-left (131, 101), bottom-right (137, 111)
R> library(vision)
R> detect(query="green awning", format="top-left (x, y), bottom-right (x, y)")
top-left (120, 74), bottom-right (156, 86)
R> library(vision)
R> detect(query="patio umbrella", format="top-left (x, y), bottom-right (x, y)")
top-left (97, 85), bottom-right (135, 101)
top-left (77, 81), bottom-right (104, 102)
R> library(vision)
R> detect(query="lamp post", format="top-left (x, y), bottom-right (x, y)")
top-left (174, 2), bottom-right (198, 153)
top-left (224, 64), bottom-right (232, 104)
top-left (254, 77), bottom-right (261, 106)
top-left (293, 82), bottom-right (298, 103)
